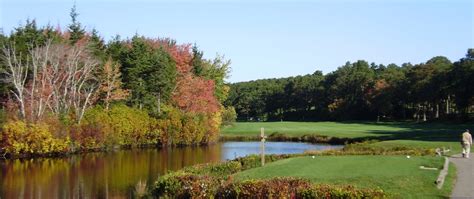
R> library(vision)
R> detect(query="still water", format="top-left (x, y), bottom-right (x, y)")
top-left (0, 141), bottom-right (341, 198)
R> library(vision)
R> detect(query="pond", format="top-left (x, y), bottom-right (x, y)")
top-left (0, 141), bottom-right (341, 198)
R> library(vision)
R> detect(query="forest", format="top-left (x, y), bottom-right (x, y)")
top-left (226, 51), bottom-right (474, 122)
top-left (0, 7), bottom-right (235, 156)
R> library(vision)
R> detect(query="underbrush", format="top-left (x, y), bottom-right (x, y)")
top-left (152, 175), bottom-right (386, 198)
top-left (306, 141), bottom-right (436, 156)
top-left (221, 132), bottom-right (364, 145)
top-left (1, 105), bottom-right (221, 158)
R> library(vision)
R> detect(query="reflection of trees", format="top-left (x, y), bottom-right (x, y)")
top-left (0, 144), bottom-right (222, 198)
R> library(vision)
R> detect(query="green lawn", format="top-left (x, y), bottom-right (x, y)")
top-left (222, 121), bottom-right (409, 138)
top-left (234, 155), bottom-right (455, 198)
top-left (222, 121), bottom-right (473, 153)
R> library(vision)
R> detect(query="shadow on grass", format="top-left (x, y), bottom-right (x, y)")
top-left (339, 122), bottom-right (474, 143)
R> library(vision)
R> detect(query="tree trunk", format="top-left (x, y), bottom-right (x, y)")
top-left (436, 104), bottom-right (439, 119)
top-left (157, 92), bottom-right (161, 114)
top-left (423, 106), bottom-right (427, 122)
top-left (446, 97), bottom-right (449, 115)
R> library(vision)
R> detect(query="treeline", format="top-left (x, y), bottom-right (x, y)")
top-left (226, 52), bottom-right (474, 122)
top-left (0, 8), bottom-right (234, 156)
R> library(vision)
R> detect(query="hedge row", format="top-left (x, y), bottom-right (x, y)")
top-left (152, 175), bottom-right (386, 198)
top-left (0, 104), bottom-right (221, 157)
top-left (220, 133), bottom-right (362, 145)
top-left (306, 141), bottom-right (436, 156)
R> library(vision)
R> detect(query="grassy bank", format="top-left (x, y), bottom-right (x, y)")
top-left (150, 154), bottom-right (387, 198)
top-left (222, 121), bottom-right (473, 153)
top-left (235, 155), bottom-right (455, 198)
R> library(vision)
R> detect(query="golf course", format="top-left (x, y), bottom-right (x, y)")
top-left (217, 121), bottom-right (473, 198)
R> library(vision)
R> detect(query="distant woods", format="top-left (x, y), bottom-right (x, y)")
top-left (226, 52), bottom-right (474, 122)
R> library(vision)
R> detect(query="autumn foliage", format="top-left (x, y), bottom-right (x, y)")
top-left (0, 20), bottom-right (231, 157)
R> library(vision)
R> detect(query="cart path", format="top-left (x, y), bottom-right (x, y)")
top-left (450, 154), bottom-right (474, 198)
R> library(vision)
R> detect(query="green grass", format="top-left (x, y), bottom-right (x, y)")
top-left (223, 121), bottom-right (408, 138)
top-left (369, 140), bottom-right (462, 156)
top-left (234, 155), bottom-right (455, 198)
top-left (222, 121), bottom-right (473, 153)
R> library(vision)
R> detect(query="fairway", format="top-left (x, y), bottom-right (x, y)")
top-left (222, 122), bottom-right (473, 153)
top-left (222, 121), bottom-right (472, 138)
top-left (222, 122), bottom-right (409, 138)
top-left (234, 155), bottom-right (455, 198)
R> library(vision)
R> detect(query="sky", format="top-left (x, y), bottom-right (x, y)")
top-left (1, 0), bottom-right (473, 83)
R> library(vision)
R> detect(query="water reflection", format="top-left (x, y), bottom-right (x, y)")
top-left (0, 142), bottom-right (340, 198)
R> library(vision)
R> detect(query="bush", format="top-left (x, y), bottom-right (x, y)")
top-left (183, 161), bottom-right (242, 176)
top-left (305, 141), bottom-right (436, 156)
top-left (152, 176), bottom-right (386, 198)
top-left (77, 105), bottom-right (157, 149)
top-left (1, 103), bottom-right (226, 156)
top-left (233, 154), bottom-right (298, 170)
top-left (216, 178), bottom-right (312, 198)
top-left (297, 184), bottom-right (386, 199)
top-left (1, 120), bottom-right (70, 155)
top-left (108, 104), bottom-right (156, 146)
top-left (155, 106), bottom-right (219, 146)
top-left (221, 106), bottom-right (237, 126)
top-left (153, 173), bottom-right (221, 198)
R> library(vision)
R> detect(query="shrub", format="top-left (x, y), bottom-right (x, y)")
top-left (77, 105), bottom-right (156, 149)
top-left (267, 133), bottom-right (359, 145)
top-left (233, 154), bottom-right (298, 170)
top-left (221, 106), bottom-right (237, 126)
top-left (153, 173), bottom-right (220, 198)
top-left (155, 106), bottom-right (219, 146)
top-left (108, 104), bottom-right (155, 146)
top-left (183, 161), bottom-right (242, 176)
top-left (74, 106), bottom-right (111, 149)
top-left (297, 184), bottom-right (386, 199)
top-left (152, 176), bottom-right (386, 198)
top-left (216, 178), bottom-right (312, 198)
top-left (0, 108), bottom-right (6, 126)
top-left (1, 120), bottom-right (70, 155)
top-left (305, 141), bottom-right (436, 156)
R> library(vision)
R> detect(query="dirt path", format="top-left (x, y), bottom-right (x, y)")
top-left (450, 154), bottom-right (474, 198)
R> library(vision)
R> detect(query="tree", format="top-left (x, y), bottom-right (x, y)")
top-left (200, 54), bottom-right (231, 103)
top-left (1, 43), bottom-right (28, 118)
top-left (68, 4), bottom-right (85, 44)
top-left (191, 44), bottom-right (204, 76)
top-left (98, 58), bottom-right (129, 110)
top-left (324, 60), bottom-right (375, 119)
top-left (172, 74), bottom-right (220, 114)
top-left (221, 106), bottom-right (237, 125)
top-left (1, 39), bottom-right (100, 122)
top-left (450, 49), bottom-right (474, 118)
top-left (120, 36), bottom-right (176, 115)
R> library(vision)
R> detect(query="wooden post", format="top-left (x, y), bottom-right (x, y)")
top-left (260, 127), bottom-right (266, 166)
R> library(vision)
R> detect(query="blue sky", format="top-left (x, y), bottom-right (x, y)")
top-left (1, 0), bottom-right (473, 83)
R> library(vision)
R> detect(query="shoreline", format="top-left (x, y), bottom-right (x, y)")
top-left (219, 133), bottom-right (367, 145)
